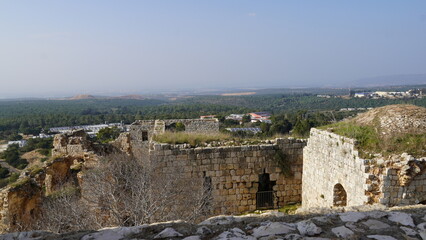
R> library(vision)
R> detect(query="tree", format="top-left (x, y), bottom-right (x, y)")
top-left (0, 144), bottom-right (28, 169)
top-left (35, 154), bottom-right (212, 232)
top-left (96, 127), bottom-right (121, 143)
top-left (81, 154), bottom-right (212, 226)
top-left (175, 122), bottom-right (185, 132)
top-left (292, 119), bottom-right (311, 137)
top-left (242, 115), bottom-right (251, 123)
top-left (0, 167), bottom-right (9, 179)
top-left (35, 185), bottom-right (96, 233)
top-left (270, 119), bottom-right (292, 135)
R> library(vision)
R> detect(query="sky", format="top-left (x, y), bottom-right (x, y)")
top-left (1, 1), bottom-right (426, 97)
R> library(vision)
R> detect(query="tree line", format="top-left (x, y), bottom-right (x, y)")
top-left (1, 95), bottom-right (425, 140)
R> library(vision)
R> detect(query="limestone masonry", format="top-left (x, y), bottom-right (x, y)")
top-left (303, 128), bottom-right (426, 209)
top-left (147, 138), bottom-right (305, 215)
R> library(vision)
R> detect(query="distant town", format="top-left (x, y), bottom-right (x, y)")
top-left (317, 88), bottom-right (424, 99)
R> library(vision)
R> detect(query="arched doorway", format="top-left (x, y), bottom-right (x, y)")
top-left (333, 183), bottom-right (347, 207)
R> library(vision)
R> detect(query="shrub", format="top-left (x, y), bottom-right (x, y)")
top-left (274, 151), bottom-right (293, 177)
top-left (322, 121), bottom-right (426, 158)
top-left (8, 173), bottom-right (19, 183)
top-left (96, 127), bottom-right (121, 143)
top-left (0, 167), bottom-right (10, 179)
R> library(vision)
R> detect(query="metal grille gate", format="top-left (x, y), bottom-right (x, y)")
top-left (256, 191), bottom-right (276, 209)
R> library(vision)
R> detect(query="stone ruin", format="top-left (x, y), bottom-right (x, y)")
top-left (0, 106), bottom-right (425, 233)
top-left (302, 105), bottom-right (426, 209)
top-left (127, 119), bottom-right (306, 214)
top-left (0, 118), bottom-right (306, 232)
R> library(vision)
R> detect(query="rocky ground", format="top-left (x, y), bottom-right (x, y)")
top-left (2, 205), bottom-right (426, 240)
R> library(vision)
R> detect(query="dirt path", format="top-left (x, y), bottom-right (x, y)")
top-left (0, 144), bottom-right (7, 153)
top-left (0, 160), bottom-right (21, 174)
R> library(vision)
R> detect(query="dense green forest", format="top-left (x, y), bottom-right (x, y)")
top-left (0, 94), bottom-right (425, 139)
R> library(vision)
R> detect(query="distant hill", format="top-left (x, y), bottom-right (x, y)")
top-left (69, 94), bottom-right (97, 100)
top-left (353, 74), bottom-right (426, 87)
top-left (57, 94), bottom-right (147, 101)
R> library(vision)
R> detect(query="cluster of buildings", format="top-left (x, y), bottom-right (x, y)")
top-left (6, 133), bottom-right (55, 148)
top-left (225, 112), bottom-right (272, 124)
top-left (49, 123), bottom-right (127, 136)
top-left (225, 127), bottom-right (262, 134)
top-left (354, 89), bottom-right (424, 99)
top-left (339, 107), bottom-right (373, 112)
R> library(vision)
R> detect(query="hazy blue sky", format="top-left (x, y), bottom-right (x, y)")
top-left (1, 1), bottom-right (426, 97)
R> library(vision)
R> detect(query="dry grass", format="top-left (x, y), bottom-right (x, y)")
top-left (322, 121), bottom-right (426, 158)
top-left (153, 132), bottom-right (233, 146)
top-left (153, 131), bottom-right (278, 147)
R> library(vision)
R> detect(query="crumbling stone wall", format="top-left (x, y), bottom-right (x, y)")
top-left (131, 119), bottom-right (219, 138)
top-left (148, 138), bottom-right (305, 215)
top-left (163, 119), bottom-right (219, 133)
top-left (379, 156), bottom-right (426, 206)
top-left (302, 128), bottom-right (370, 208)
top-left (0, 181), bottom-right (42, 233)
top-left (303, 128), bottom-right (426, 209)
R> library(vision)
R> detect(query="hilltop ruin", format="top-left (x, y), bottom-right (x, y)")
top-left (0, 105), bottom-right (424, 233)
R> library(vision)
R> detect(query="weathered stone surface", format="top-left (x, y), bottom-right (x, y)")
top-left (153, 227), bottom-right (183, 238)
top-left (362, 219), bottom-right (390, 229)
top-left (3, 206), bottom-right (426, 240)
top-left (252, 222), bottom-right (295, 238)
top-left (339, 212), bottom-right (367, 222)
top-left (182, 236), bottom-right (201, 240)
top-left (0, 231), bottom-right (56, 240)
top-left (214, 228), bottom-right (254, 240)
top-left (296, 220), bottom-right (322, 236)
top-left (196, 226), bottom-right (212, 235)
top-left (81, 226), bottom-right (143, 240)
top-left (200, 216), bottom-right (237, 225)
top-left (400, 226), bottom-right (417, 236)
top-left (283, 234), bottom-right (303, 240)
top-left (387, 212), bottom-right (415, 227)
top-left (367, 235), bottom-right (398, 240)
top-left (331, 226), bottom-right (354, 238)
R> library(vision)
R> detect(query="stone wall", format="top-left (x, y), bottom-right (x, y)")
top-left (302, 128), bottom-right (426, 209)
top-left (379, 156), bottom-right (426, 206)
top-left (131, 119), bottom-right (219, 137)
top-left (148, 138), bottom-right (305, 215)
top-left (302, 128), bottom-right (369, 208)
top-left (163, 119), bottom-right (219, 133)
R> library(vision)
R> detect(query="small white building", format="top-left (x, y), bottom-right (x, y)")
top-left (7, 140), bottom-right (27, 148)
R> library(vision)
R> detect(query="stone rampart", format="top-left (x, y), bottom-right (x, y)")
top-left (302, 128), bottom-right (369, 208)
top-left (148, 138), bottom-right (305, 215)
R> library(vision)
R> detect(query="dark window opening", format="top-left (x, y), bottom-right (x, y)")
top-left (333, 183), bottom-right (347, 207)
top-left (256, 171), bottom-right (276, 209)
top-left (142, 131), bottom-right (148, 141)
